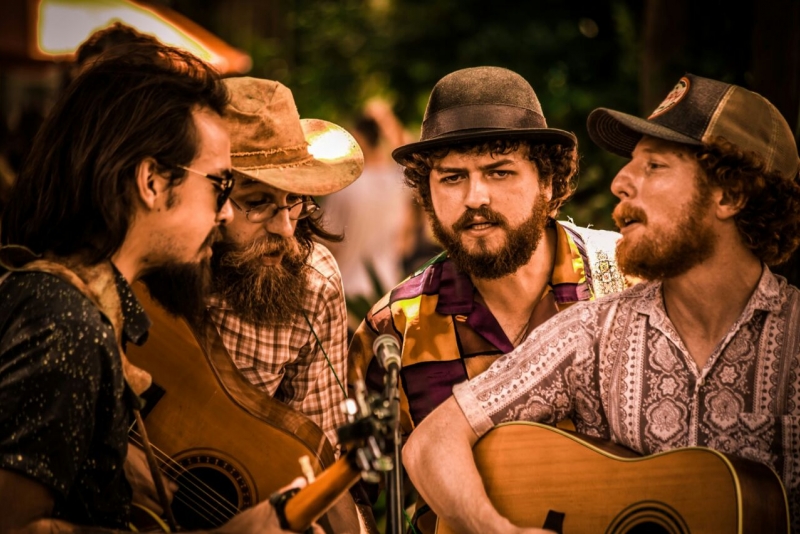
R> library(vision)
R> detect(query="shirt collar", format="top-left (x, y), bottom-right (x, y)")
top-left (434, 220), bottom-right (588, 314)
top-left (111, 265), bottom-right (151, 346)
top-left (633, 264), bottom-right (785, 322)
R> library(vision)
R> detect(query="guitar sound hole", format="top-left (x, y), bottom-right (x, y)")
top-left (168, 454), bottom-right (252, 531)
top-left (606, 500), bottom-right (689, 534)
top-left (172, 467), bottom-right (238, 529)
top-left (626, 525), bottom-right (670, 534)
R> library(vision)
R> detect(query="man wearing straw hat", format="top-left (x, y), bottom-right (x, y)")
top-left (404, 73), bottom-right (800, 532)
top-left (347, 66), bottom-right (628, 533)
top-left (196, 77), bottom-right (364, 458)
top-left (127, 76), bottom-right (371, 532)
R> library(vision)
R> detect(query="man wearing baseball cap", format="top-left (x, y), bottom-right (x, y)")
top-left (403, 73), bottom-right (800, 533)
top-left (347, 66), bottom-right (628, 532)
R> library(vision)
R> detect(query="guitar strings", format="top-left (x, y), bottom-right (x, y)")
top-left (128, 433), bottom-right (237, 525)
top-left (128, 432), bottom-right (240, 526)
top-left (128, 433), bottom-right (236, 526)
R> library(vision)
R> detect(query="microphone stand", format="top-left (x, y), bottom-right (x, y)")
top-left (383, 361), bottom-right (404, 534)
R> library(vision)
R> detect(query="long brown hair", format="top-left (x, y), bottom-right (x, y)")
top-left (2, 41), bottom-right (228, 264)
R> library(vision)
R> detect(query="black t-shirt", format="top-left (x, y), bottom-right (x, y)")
top-left (0, 269), bottom-right (149, 528)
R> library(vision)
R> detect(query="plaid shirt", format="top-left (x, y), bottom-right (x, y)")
top-left (207, 243), bottom-right (348, 452)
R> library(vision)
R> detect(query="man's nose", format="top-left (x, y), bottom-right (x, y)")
top-left (217, 198), bottom-right (234, 225)
top-left (611, 162), bottom-right (636, 199)
top-left (464, 175), bottom-right (490, 208)
top-left (263, 207), bottom-right (295, 238)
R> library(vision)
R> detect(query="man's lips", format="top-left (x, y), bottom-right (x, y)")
top-left (457, 217), bottom-right (500, 233)
top-left (612, 204), bottom-right (647, 231)
top-left (261, 254), bottom-right (283, 266)
top-left (463, 221), bottom-right (497, 231)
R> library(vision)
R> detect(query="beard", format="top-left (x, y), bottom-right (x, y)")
top-left (210, 234), bottom-right (308, 325)
top-left (430, 191), bottom-right (550, 280)
top-left (613, 185), bottom-right (715, 280)
top-left (139, 228), bottom-right (220, 321)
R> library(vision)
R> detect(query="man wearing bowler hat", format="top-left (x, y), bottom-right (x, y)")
top-left (347, 66), bottom-right (628, 532)
top-left (404, 74), bottom-right (800, 533)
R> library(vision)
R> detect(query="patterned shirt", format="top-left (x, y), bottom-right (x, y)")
top-left (207, 243), bottom-right (348, 451)
top-left (348, 221), bottom-right (626, 437)
top-left (0, 266), bottom-right (149, 528)
top-left (454, 267), bottom-right (800, 531)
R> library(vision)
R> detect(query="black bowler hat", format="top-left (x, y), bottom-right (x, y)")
top-left (392, 66), bottom-right (577, 163)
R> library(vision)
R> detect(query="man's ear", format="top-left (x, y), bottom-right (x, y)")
top-left (715, 187), bottom-right (746, 221)
top-left (541, 176), bottom-right (555, 217)
top-left (135, 158), bottom-right (169, 210)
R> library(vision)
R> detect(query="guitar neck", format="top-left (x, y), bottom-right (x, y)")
top-left (282, 451), bottom-right (363, 531)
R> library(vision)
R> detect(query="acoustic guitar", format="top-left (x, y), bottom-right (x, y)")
top-left (126, 283), bottom-right (347, 531)
top-left (436, 422), bottom-right (790, 534)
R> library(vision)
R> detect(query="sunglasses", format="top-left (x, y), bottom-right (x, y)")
top-left (178, 165), bottom-right (235, 211)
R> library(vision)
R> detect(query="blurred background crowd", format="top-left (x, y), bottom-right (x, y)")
top-left (1, 0), bottom-right (798, 321)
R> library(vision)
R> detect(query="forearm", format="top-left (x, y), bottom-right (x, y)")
top-left (12, 519), bottom-right (126, 534)
top-left (402, 397), bottom-right (515, 534)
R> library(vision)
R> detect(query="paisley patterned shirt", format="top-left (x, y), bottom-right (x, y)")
top-left (454, 267), bottom-right (800, 531)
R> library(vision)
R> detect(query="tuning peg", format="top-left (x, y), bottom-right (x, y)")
top-left (298, 455), bottom-right (315, 483)
top-left (340, 398), bottom-right (359, 422)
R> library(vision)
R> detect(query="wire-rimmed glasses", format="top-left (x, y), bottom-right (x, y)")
top-left (229, 197), bottom-right (320, 223)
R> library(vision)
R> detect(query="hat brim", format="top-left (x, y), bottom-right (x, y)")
top-left (233, 119), bottom-right (364, 196)
top-left (587, 108), bottom-right (701, 158)
top-left (392, 128), bottom-right (577, 163)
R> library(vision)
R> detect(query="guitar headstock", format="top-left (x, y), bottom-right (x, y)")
top-left (335, 378), bottom-right (396, 483)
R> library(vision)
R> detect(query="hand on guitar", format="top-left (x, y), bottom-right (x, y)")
top-left (214, 478), bottom-right (324, 534)
top-left (125, 442), bottom-right (178, 516)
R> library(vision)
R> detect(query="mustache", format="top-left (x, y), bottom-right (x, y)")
top-left (453, 206), bottom-right (508, 232)
top-left (215, 234), bottom-right (298, 268)
top-left (612, 203), bottom-right (648, 229)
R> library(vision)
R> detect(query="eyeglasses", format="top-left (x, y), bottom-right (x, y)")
top-left (178, 165), bottom-right (235, 211)
top-left (228, 197), bottom-right (320, 223)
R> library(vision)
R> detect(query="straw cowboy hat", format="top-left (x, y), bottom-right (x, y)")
top-left (223, 77), bottom-right (364, 195)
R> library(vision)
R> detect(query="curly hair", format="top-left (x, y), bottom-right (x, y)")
top-left (399, 138), bottom-right (578, 217)
top-left (695, 137), bottom-right (800, 265)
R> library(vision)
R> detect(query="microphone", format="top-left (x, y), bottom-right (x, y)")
top-left (373, 334), bottom-right (402, 419)
top-left (373, 334), bottom-right (402, 372)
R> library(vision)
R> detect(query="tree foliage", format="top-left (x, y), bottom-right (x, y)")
top-left (172, 0), bottom-right (799, 231)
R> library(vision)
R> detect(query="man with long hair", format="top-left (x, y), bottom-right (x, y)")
top-left (403, 74), bottom-right (800, 533)
top-left (347, 66), bottom-right (628, 532)
top-left (0, 42), bottom-right (309, 533)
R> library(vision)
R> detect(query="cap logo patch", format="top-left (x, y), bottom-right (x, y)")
top-left (648, 77), bottom-right (690, 119)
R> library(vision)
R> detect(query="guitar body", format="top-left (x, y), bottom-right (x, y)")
top-left (126, 284), bottom-right (336, 530)
top-left (436, 422), bottom-right (789, 534)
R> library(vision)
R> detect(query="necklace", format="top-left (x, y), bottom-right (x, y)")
top-left (510, 301), bottom-right (538, 347)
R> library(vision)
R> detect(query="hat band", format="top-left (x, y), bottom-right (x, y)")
top-left (231, 144), bottom-right (312, 169)
top-left (422, 104), bottom-right (547, 139)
